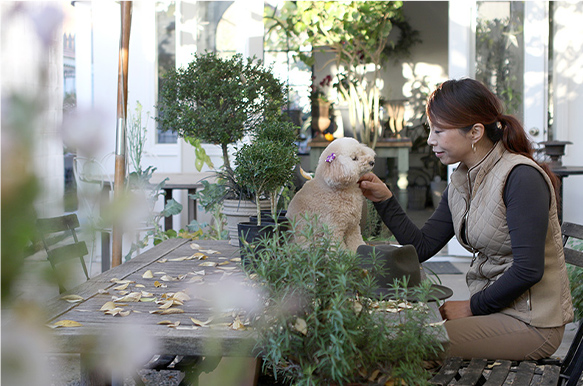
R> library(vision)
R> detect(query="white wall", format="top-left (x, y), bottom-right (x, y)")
top-left (552, 1), bottom-right (583, 225)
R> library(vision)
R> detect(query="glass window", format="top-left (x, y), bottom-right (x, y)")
top-left (475, 1), bottom-right (525, 120)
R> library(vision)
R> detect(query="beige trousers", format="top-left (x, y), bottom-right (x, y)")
top-left (444, 313), bottom-right (564, 361)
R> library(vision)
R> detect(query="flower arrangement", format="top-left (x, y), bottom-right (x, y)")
top-left (310, 75), bottom-right (333, 105)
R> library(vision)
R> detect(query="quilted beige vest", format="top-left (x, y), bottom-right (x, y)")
top-left (448, 141), bottom-right (573, 327)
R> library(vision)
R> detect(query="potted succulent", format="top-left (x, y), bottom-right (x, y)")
top-left (156, 52), bottom-right (287, 244)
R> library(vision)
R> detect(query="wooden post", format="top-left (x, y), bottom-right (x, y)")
top-left (112, 1), bottom-right (132, 267)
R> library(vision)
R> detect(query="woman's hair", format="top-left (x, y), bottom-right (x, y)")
top-left (426, 78), bottom-right (560, 204)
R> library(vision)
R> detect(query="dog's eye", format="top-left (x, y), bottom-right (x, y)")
top-left (352, 156), bottom-right (358, 161)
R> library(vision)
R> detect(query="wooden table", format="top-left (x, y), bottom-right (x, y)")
top-left (308, 138), bottom-right (412, 207)
top-left (45, 238), bottom-right (256, 384)
top-left (46, 239), bottom-right (448, 384)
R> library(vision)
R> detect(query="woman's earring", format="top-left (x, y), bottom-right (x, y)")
top-left (471, 143), bottom-right (476, 153)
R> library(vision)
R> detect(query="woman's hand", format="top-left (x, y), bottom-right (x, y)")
top-left (358, 173), bottom-right (393, 202)
top-left (439, 300), bottom-right (473, 320)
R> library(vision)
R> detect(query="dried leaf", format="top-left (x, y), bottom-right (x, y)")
top-left (294, 318), bottom-right (308, 336)
top-left (190, 243), bottom-right (201, 249)
top-left (141, 290), bottom-right (154, 297)
top-left (154, 281), bottom-right (167, 288)
top-left (105, 307), bottom-right (125, 316)
top-left (191, 317), bottom-right (213, 327)
top-left (368, 369), bottom-right (380, 382)
top-left (114, 292), bottom-right (141, 303)
top-left (98, 289), bottom-right (109, 294)
top-left (218, 261), bottom-right (231, 266)
top-left (166, 322), bottom-right (181, 328)
top-left (217, 266), bottom-right (236, 270)
top-left (200, 249), bottom-right (219, 254)
top-left (230, 316), bottom-right (246, 331)
top-left (160, 275), bottom-right (176, 281)
top-left (199, 262), bottom-right (217, 267)
top-left (187, 276), bottom-right (203, 284)
top-left (61, 294), bottom-right (84, 303)
top-left (135, 284), bottom-right (145, 288)
top-left (140, 298), bottom-right (156, 302)
top-left (192, 270), bottom-right (206, 276)
top-left (157, 320), bottom-right (175, 325)
top-left (48, 320), bottom-right (83, 328)
top-left (113, 282), bottom-right (130, 291)
top-left (157, 258), bottom-right (167, 263)
top-left (100, 301), bottom-right (117, 311)
top-left (161, 308), bottom-right (184, 315)
top-left (230, 258), bottom-right (241, 262)
top-left (158, 300), bottom-right (174, 309)
top-left (191, 252), bottom-right (207, 260)
top-left (117, 290), bottom-right (129, 296)
top-left (169, 256), bottom-right (193, 262)
top-left (110, 279), bottom-right (134, 284)
top-left (119, 310), bottom-right (131, 317)
top-left (142, 270), bottom-right (154, 279)
top-left (172, 292), bottom-right (191, 302)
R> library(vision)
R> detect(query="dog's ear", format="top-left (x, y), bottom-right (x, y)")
top-left (319, 154), bottom-right (358, 187)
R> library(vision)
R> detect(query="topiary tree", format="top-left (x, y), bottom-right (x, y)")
top-left (156, 52), bottom-right (286, 178)
top-left (234, 118), bottom-right (299, 225)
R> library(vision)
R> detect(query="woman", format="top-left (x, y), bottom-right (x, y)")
top-left (358, 78), bottom-right (573, 360)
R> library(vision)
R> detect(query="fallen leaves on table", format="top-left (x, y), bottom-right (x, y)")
top-left (190, 243), bottom-right (201, 250)
top-left (110, 279), bottom-right (135, 285)
top-left (100, 301), bottom-right (116, 311)
top-left (150, 308), bottom-right (184, 315)
top-left (199, 261), bottom-right (217, 267)
top-left (154, 281), bottom-right (167, 288)
top-left (199, 249), bottom-right (219, 255)
top-left (48, 320), bottom-right (83, 328)
top-left (105, 308), bottom-right (130, 317)
top-left (142, 270), bottom-right (154, 279)
top-left (61, 294), bottom-right (84, 303)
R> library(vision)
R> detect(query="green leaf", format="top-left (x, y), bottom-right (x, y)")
top-left (161, 199), bottom-right (183, 217)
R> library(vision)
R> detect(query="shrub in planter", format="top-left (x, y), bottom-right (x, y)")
top-left (246, 215), bottom-right (446, 385)
top-left (156, 52), bottom-right (286, 189)
top-left (234, 119), bottom-right (299, 225)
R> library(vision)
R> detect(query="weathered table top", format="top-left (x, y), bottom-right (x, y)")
top-left (46, 238), bottom-right (259, 357)
top-left (46, 238), bottom-right (448, 359)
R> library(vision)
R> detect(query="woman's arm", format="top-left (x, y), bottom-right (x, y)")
top-left (372, 186), bottom-right (455, 262)
top-left (469, 165), bottom-right (549, 315)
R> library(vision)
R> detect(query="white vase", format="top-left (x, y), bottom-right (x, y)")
top-left (222, 198), bottom-right (270, 246)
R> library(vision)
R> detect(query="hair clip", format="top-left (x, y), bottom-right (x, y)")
top-left (325, 153), bottom-right (336, 163)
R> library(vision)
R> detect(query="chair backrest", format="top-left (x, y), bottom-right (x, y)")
top-left (36, 213), bottom-right (90, 293)
top-left (560, 222), bottom-right (583, 385)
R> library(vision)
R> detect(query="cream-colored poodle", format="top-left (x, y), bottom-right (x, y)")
top-left (286, 137), bottom-right (376, 251)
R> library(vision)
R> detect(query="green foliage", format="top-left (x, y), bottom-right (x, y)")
top-left (156, 52), bottom-right (286, 176)
top-left (566, 237), bottom-right (583, 322)
top-left (270, 1), bottom-right (420, 148)
top-left (248, 216), bottom-right (444, 385)
top-left (188, 180), bottom-right (228, 240)
top-left (234, 119), bottom-right (299, 222)
top-left (184, 136), bottom-right (214, 172)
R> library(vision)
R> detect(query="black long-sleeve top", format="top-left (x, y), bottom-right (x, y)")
top-left (374, 165), bottom-right (550, 316)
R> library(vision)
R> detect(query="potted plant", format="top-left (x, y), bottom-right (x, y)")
top-left (268, 2), bottom-right (420, 149)
top-left (156, 52), bottom-right (287, 244)
top-left (234, 118), bottom-right (299, 256)
top-left (247, 216), bottom-right (445, 385)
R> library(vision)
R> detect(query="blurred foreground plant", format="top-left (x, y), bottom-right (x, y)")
top-left (245, 215), bottom-right (445, 385)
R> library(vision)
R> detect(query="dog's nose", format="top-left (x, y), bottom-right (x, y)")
top-left (369, 161), bottom-right (375, 167)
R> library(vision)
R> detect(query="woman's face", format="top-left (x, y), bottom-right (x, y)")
top-left (427, 124), bottom-right (473, 166)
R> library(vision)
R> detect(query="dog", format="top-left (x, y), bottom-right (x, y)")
top-left (286, 137), bottom-right (376, 251)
